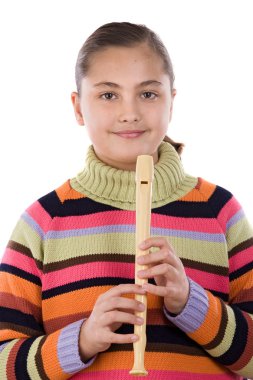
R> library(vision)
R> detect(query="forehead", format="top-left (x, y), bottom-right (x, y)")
top-left (85, 43), bottom-right (167, 81)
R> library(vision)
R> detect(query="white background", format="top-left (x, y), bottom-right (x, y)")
top-left (0, 0), bottom-right (252, 258)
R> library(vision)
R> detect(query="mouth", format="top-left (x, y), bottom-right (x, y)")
top-left (113, 130), bottom-right (146, 139)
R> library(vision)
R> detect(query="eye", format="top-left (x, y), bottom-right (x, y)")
top-left (142, 91), bottom-right (157, 100)
top-left (100, 92), bottom-right (117, 100)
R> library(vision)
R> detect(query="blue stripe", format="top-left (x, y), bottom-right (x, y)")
top-left (226, 209), bottom-right (244, 230)
top-left (21, 212), bottom-right (45, 239)
top-left (45, 225), bottom-right (224, 242)
top-left (0, 342), bottom-right (8, 353)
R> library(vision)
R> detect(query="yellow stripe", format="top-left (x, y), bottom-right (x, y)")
top-left (43, 233), bottom-right (228, 267)
top-left (0, 339), bottom-right (18, 379)
top-left (27, 336), bottom-right (44, 379)
top-left (10, 218), bottom-right (43, 262)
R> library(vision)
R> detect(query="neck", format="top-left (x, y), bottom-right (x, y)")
top-left (70, 142), bottom-right (197, 210)
top-left (92, 148), bottom-right (159, 171)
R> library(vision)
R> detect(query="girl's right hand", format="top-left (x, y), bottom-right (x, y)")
top-left (79, 284), bottom-right (146, 361)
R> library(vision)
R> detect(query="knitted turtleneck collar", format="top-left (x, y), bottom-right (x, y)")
top-left (70, 142), bottom-right (197, 210)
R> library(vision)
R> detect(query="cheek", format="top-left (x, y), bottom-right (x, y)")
top-left (145, 103), bottom-right (170, 126)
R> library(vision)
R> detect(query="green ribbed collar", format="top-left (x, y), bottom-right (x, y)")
top-left (70, 142), bottom-right (197, 210)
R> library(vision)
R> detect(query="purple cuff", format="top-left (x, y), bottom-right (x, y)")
top-left (163, 278), bottom-right (209, 334)
top-left (57, 319), bottom-right (97, 374)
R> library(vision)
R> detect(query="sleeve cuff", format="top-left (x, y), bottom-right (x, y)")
top-left (57, 319), bottom-right (97, 374)
top-left (163, 278), bottom-right (209, 334)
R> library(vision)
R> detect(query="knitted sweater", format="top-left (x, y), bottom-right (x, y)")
top-left (1, 142), bottom-right (253, 380)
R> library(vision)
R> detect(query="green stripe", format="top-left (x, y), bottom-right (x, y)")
top-left (43, 232), bottom-right (228, 267)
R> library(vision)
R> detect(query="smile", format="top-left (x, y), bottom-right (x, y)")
top-left (114, 131), bottom-right (145, 139)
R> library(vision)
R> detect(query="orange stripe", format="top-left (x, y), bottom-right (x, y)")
top-left (1, 329), bottom-right (29, 340)
top-left (188, 291), bottom-right (222, 345)
top-left (180, 178), bottom-right (216, 202)
top-left (0, 272), bottom-right (41, 307)
top-left (56, 180), bottom-right (86, 203)
top-left (42, 286), bottom-right (163, 320)
top-left (41, 329), bottom-right (68, 379)
top-left (86, 351), bottom-right (225, 374)
top-left (230, 271), bottom-right (253, 300)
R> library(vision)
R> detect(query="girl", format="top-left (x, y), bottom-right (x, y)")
top-left (0, 22), bottom-right (253, 380)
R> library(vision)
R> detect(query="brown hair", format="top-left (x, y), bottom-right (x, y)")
top-left (75, 22), bottom-right (184, 154)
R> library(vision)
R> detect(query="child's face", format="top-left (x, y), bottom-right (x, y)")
top-left (72, 43), bottom-right (176, 171)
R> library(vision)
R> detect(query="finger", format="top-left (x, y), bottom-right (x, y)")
top-left (139, 237), bottom-right (173, 251)
top-left (101, 310), bottom-right (144, 327)
top-left (138, 263), bottom-right (177, 279)
top-left (137, 248), bottom-right (177, 266)
top-left (106, 331), bottom-right (139, 344)
top-left (141, 282), bottom-right (174, 298)
top-left (100, 296), bottom-right (146, 313)
top-left (98, 284), bottom-right (146, 302)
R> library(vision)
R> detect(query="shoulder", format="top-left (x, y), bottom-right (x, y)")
top-left (181, 177), bottom-right (239, 218)
top-left (24, 180), bottom-right (86, 229)
top-left (182, 177), bottom-right (232, 202)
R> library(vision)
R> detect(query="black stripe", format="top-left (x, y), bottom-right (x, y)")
top-left (153, 185), bottom-right (232, 218)
top-left (0, 307), bottom-right (43, 332)
top-left (0, 263), bottom-right (41, 286)
top-left (154, 201), bottom-right (216, 218)
top-left (233, 301), bottom-right (253, 313)
top-left (42, 277), bottom-right (134, 299)
top-left (39, 190), bottom-right (119, 218)
top-left (41, 275), bottom-right (229, 302)
top-left (215, 306), bottom-right (248, 365)
top-left (15, 337), bottom-right (37, 380)
top-left (230, 261), bottom-right (253, 281)
top-left (116, 324), bottom-right (198, 347)
top-left (208, 185), bottom-right (233, 217)
top-left (208, 289), bottom-right (228, 302)
top-left (39, 184), bottom-right (232, 219)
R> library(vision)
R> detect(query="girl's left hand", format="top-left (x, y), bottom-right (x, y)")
top-left (137, 237), bottom-right (189, 315)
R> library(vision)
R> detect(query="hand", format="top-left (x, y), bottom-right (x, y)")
top-left (137, 237), bottom-right (189, 315)
top-left (79, 284), bottom-right (146, 361)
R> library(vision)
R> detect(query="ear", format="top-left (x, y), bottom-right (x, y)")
top-left (169, 88), bottom-right (177, 122)
top-left (71, 92), bottom-right (85, 125)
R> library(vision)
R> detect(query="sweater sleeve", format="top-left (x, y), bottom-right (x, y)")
top-left (0, 202), bottom-right (95, 379)
top-left (164, 196), bottom-right (253, 379)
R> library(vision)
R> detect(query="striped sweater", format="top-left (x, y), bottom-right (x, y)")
top-left (1, 141), bottom-right (253, 379)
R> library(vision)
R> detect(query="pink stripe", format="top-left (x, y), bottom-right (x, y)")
top-left (50, 211), bottom-right (221, 233)
top-left (217, 197), bottom-right (241, 233)
top-left (152, 214), bottom-right (221, 233)
top-left (43, 262), bottom-right (134, 290)
top-left (26, 201), bottom-right (52, 233)
top-left (73, 370), bottom-right (239, 379)
top-left (185, 268), bottom-right (229, 294)
top-left (2, 248), bottom-right (42, 278)
top-left (43, 261), bottom-right (228, 293)
top-left (229, 247), bottom-right (253, 273)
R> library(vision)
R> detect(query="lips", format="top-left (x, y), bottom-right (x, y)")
top-left (114, 130), bottom-right (145, 138)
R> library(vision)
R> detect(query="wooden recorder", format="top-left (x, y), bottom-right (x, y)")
top-left (129, 155), bottom-right (154, 376)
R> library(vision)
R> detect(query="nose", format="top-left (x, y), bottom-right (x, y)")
top-left (118, 99), bottom-right (141, 123)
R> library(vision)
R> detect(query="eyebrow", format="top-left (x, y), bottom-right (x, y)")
top-left (93, 80), bottom-right (163, 88)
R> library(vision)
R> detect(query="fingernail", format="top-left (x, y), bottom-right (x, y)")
top-left (131, 335), bottom-right (138, 341)
top-left (138, 303), bottom-right (145, 311)
top-left (137, 256), bottom-right (143, 264)
top-left (137, 317), bottom-right (144, 324)
top-left (139, 241), bottom-right (146, 249)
